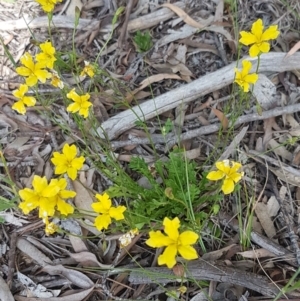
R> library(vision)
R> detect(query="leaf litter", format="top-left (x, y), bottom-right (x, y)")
top-left (1, 0), bottom-right (300, 300)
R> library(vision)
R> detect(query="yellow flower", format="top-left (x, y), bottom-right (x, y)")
top-left (36, 41), bottom-right (57, 69)
top-left (92, 193), bottom-right (126, 231)
top-left (51, 144), bottom-right (85, 180)
top-left (12, 84), bottom-right (36, 115)
top-left (146, 217), bottom-right (198, 269)
top-left (206, 160), bottom-right (244, 194)
top-left (66, 89), bottom-right (92, 118)
top-left (18, 175), bottom-right (60, 215)
top-left (35, 0), bottom-right (62, 13)
top-left (43, 217), bottom-right (58, 235)
top-left (50, 70), bottom-right (64, 89)
top-left (234, 60), bottom-right (258, 92)
top-left (80, 61), bottom-right (95, 78)
top-left (16, 52), bottom-right (51, 86)
top-left (239, 19), bottom-right (280, 57)
top-left (38, 178), bottom-right (76, 218)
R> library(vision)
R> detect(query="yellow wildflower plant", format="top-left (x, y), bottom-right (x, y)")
top-left (36, 41), bottom-right (57, 69)
top-left (239, 19), bottom-right (280, 57)
top-left (51, 144), bottom-right (85, 180)
top-left (50, 70), bottom-right (64, 89)
top-left (12, 84), bottom-right (36, 115)
top-left (38, 178), bottom-right (76, 218)
top-left (146, 217), bottom-right (199, 269)
top-left (92, 193), bottom-right (126, 231)
top-left (16, 52), bottom-right (51, 87)
top-left (18, 175), bottom-right (60, 215)
top-left (234, 60), bottom-right (258, 92)
top-left (35, 0), bottom-right (62, 13)
top-left (206, 160), bottom-right (244, 195)
top-left (66, 89), bottom-right (93, 118)
top-left (80, 61), bottom-right (95, 78)
top-left (43, 217), bottom-right (58, 235)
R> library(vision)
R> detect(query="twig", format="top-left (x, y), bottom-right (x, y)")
top-left (118, 0), bottom-right (134, 49)
top-left (7, 232), bottom-right (17, 289)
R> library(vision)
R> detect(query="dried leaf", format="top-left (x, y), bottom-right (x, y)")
top-left (267, 196), bottom-right (280, 217)
top-left (237, 248), bottom-right (276, 258)
top-left (42, 264), bottom-right (93, 289)
top-left (17, 238), bottom-right (52, 267)
top-left (285, 41), bottom-right (300, 58)
top-left (70, 251), bottom-right (111, 268)
top-left (126, 73), bottom-right (181, 102)
top-left (161, 3), bottom-right (206, 29)
top-left (211, 107), bottom-right (228, 129)
top-left (72, 180), bottom-right (94, 220)
top-left (267, 139), bottom-right (293, 161)
top-left (254, 203), bottom-right (277, 241)
top-left (0, 275), bottom-right (14, 301)
top-left (214, 0), bottom-right (224, 23)
top-left (14, 287), bottom-right (94, 301)
top-left (202, 244), bottom-right (238, 261)
top-left (66, 0), bottom-right (83, 17)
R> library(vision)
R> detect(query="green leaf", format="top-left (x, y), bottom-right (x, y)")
top-left (133, 31), bottom-right (153, 53)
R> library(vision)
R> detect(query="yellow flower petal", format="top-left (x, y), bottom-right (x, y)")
top-left (109, 206), bottom-right (126, 220)
top-left (16, 66), bottom-right (31, 77)
top-left (12, 101), bottom-right (26, 115)
top-left (178, 231), bottom-right (199, 245)
top-left (222, 178), bottom-right (235, 194)
top-left (94, 214), bottom-right (111, 231)
top-left (67, 102), bottom-right (80, 113)
top-left (95, 193), bottom-right (111, 209)
top-left (56, 199), bottom-right (74, 216)
top-left (63, 144), bottom-right (77, 161)
top-left (258, 41), bottom-right (270, 54)
top-left (19, 199), bottom-right (38, 214)
top-left (216, 160), bottom-right (231, 174)
top-left (163, 217), bottom-right (180, 241)
top-left (239, 31), bottom-right (256, 45)
top-left (32, 176), bottom-right (48, 193)
top-left (71, 157), bottom-right (85, 170)
top-left (241, 60), bottom-right (252, 77)
top-left (206, 170), bottom-right (224, 181)
top-left (158, 244), bottom-right (177, 268)
top-left (39, 198), bottom-right (56, 218)
top-left (241, 82), bottom-right (250, 92)
top-left (146, 230), bottom-right (172, 248)
top-left (251, 19), bottom-right (263, 40)
top-left (261, 25), bottom-right (279, 40)
top-left (244, 73), bottom-right (258, 85)
top-left (66, 167), bottom-right (77, 180)
top-left (177, 245), bottom-right (198, 260)
top-left (67, 89), bottom-right (80, 102)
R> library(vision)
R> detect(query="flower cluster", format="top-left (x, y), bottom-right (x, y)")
top-left (18, 175), bottom-right (76, 234)
top-left (206, 160), bottom-right (244, 194)
top-left (234, 19), bottom-right (280, 92)
top-left (146, 217), bottom-right (198, 269)
top-left (14, 40), bottom-right (93, 117)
